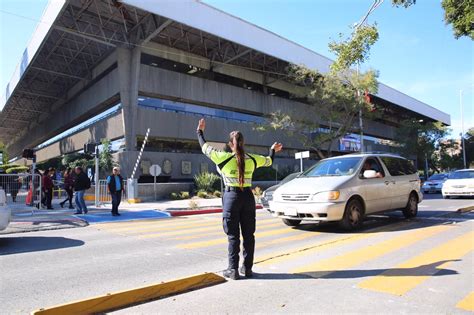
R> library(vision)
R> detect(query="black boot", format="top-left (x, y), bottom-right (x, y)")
top-left (223, 269), bottom-right (240, 280)
top-left (239, 266), bottom-right (253, 278)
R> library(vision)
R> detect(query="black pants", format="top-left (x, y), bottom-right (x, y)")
top-left (44, 189), bottom-right (53, 209)
top-left (222, 188), bottom-right (256, 270)
top-left (61, 188), bottom-right (74, 207)
top-left (111, 191), bottom-right (122, 214)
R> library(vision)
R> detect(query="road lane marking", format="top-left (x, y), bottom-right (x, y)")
top-left (139, 220), bottom-right (281, 239)
top-left (97, 211), bottom-right (269, 231)
top-left (122, 218), bottom-right (277, 235)
top-left (172, 221), bottom-right (284, 240)
top-left (255, 231), bottom-right (322, 249)
top-left (177, 227), bottom-right (297, 249)
top-left (456, 291), bottom-right (474, 312)
top-left (292, 225), bottom-right (452, 276)
top-left (256, 221), bottom-right (411, 266)
top-left (358, 230), bottom-right (474, 296)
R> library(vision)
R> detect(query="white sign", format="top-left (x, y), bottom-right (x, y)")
top-left (295, 151), bottom-right (310, 159)
top-left (149, 164), bottom-right (162, 177)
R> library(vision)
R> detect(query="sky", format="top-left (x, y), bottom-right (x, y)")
top-left (0, 0), bottom-right (472, 139)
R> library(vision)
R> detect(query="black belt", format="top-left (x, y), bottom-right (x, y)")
top-left (225, 186), bottom-right (251, 192)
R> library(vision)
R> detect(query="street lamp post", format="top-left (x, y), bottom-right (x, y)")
top-left (459, 85), bottom-right (474, 169)
top-left (460, 89), bottom-right (467, 169)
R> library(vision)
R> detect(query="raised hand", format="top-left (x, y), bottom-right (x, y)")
top-left (271, 142), bottom-right (283, 152)
top-left (197, 118), bottom-right (206, 131)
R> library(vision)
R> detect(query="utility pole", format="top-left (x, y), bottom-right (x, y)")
top-left (353, 0), bottom-right (383, 153)
top-left (460, 89), bottom-right (467, 169)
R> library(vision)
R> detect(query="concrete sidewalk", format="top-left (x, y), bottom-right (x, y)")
top-left (1, 197), bottom-right (225, 235)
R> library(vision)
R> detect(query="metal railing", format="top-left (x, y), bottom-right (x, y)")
top-left (0, 173), bottom-right (42, 209)
top-left (96, 179), bottom-right (127, 206)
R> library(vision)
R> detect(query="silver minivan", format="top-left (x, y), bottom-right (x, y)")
top-left (268, 153), bottom-right (422, 230)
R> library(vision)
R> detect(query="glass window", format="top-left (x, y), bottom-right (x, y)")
top-left (302, 157), bottom-right (362, 177)
top-left (137, 96), bottom-right (264, 124)
top-left (450, 170), bottom-right (474, 179)
top-left (381, 157), bottom-right (414, 176)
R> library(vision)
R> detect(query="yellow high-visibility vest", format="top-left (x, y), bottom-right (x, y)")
top-left (202, 143), bottom-right (272, 187)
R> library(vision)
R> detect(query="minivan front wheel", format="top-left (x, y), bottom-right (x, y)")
top-left (403, 192), bottom-right (418, 218)
top-left (339, 199), bottom-right (364, 231)
top-left (282, 218), bottom-right (301, 227)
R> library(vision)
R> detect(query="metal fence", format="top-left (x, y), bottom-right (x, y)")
top-left (0, 173), bottom-right (42, 209)
top-left (97, 179), bottom-right (127, 206)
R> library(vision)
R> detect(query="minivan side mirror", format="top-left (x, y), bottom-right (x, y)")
top-left (363, 170), bottom-right (378, 179)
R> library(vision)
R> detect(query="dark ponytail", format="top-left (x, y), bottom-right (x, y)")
top-left (230, 131), bottom-right (245, 186)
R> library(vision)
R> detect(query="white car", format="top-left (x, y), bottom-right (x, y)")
top-left (442, 169), bottom-right (474, 199)
top-left (268, 153), bottom-right (422, 230)
top-left (0, 189), bottom-right (11, 231)
top-left (421, 173), bottom-right (448, 193)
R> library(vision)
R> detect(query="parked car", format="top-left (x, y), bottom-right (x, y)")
top-left (421, 173), bottom-right (448, 194)
top-left (0, 188), bottom-right (11, 231)
top-left (268, 153), bottom-right (422, 230)
top-left (442, 169), bottom-right (474, 199)
top-left (261, 172), bottom-right (301, 209)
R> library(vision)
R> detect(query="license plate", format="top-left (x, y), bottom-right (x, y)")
top-left (284, 208), bottom-right (297, 216)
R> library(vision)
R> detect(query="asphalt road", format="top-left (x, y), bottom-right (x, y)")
top-left (1, 195), bottom-right (473, 314)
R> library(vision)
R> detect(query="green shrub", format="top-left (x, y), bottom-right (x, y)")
top-left (170, 192), bottom-right (180, 200)
top-left (180, 191), bottom-right (190, 199)
top-left (213, 190), bottom-right (222, 198)
top-left (194, 172), bottom-right (221, 192)
top-left (197, 190), bottom-right (208, 198)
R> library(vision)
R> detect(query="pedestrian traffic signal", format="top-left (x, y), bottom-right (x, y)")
top-left (22, 148), bottom-right (35, 159)
top-left (84, 143), bottom-right (96, 154)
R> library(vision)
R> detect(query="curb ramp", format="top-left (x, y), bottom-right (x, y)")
top-left (32, 272), bottom-right (226, 315)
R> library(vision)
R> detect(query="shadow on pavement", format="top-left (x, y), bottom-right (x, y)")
top-left (0, 236), bottom-right (85, 255)
top-left (296, 260), bottom-right (460, 279)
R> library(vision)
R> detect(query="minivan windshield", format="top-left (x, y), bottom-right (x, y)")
top-left (302, 157), bottom-right (362, 177)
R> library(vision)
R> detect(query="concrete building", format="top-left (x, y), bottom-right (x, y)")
top-left (0, 0), bottom-right (450, 181)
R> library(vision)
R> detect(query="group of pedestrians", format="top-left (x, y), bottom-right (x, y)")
top-left (37, 166), bottom-right (122, 216)
top-left (38, 166), bottom-right (89, 214)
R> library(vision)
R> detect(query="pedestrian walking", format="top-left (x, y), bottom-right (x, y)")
top-left (42, 168), bottom-right (54, 209)
top-left (196, 118), bottom-right (283, 280)
top-left (74, 166), bottom-right (90, 214)
top-left (107, 167), bottom-right (123, 216)
top-left (60, 167), bottom-right (75, 209)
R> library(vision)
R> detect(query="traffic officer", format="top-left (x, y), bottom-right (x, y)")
top-left (197, 118), bottom-right (283, 280)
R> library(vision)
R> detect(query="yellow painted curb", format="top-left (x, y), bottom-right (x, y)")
top-left (457, 205), bottom-right (474, 213)
top-left (84, 195), bottom-right (111, 202)
top-left (31, 273), bottom-right (225, 315)
top-left (127, 198), bottom-right (142, 203)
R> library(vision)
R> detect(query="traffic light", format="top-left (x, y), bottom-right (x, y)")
top-left (84, 143), bottom-right (96, 154)
top-left (22, 148), bottom-right (35, 159)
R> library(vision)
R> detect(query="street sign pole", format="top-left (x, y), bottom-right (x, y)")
top-left (149, 164), bottom-right (161, 201)
top-left (295, 151), bottom-right (310, 172)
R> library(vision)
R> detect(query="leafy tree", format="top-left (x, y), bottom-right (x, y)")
top-left (463, 127), bottom-right (474, 167)
top-left (258, 12), bottom-right (379, 158)
top-left (99, 138), bottom-right (115, 173)
top-left (0, 141), bottom-right (8, 165)
top-left (258, 65), bottom-right (378, 159)
top-left (436, 139), bottom-right (463, 171)
top-left (394, 119), bottom-right (449, 169)
top-left (392, 0), bottom-right (473, 40)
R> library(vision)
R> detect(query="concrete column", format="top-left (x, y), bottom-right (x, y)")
top-left (117, 46), bottom-right (141, 154)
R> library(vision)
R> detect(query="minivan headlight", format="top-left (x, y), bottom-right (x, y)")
top-left (312, 191), bottom-right (340, 201)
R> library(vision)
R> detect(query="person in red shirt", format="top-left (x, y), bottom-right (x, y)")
top-left (42, 168), bottom-right (54, 209)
